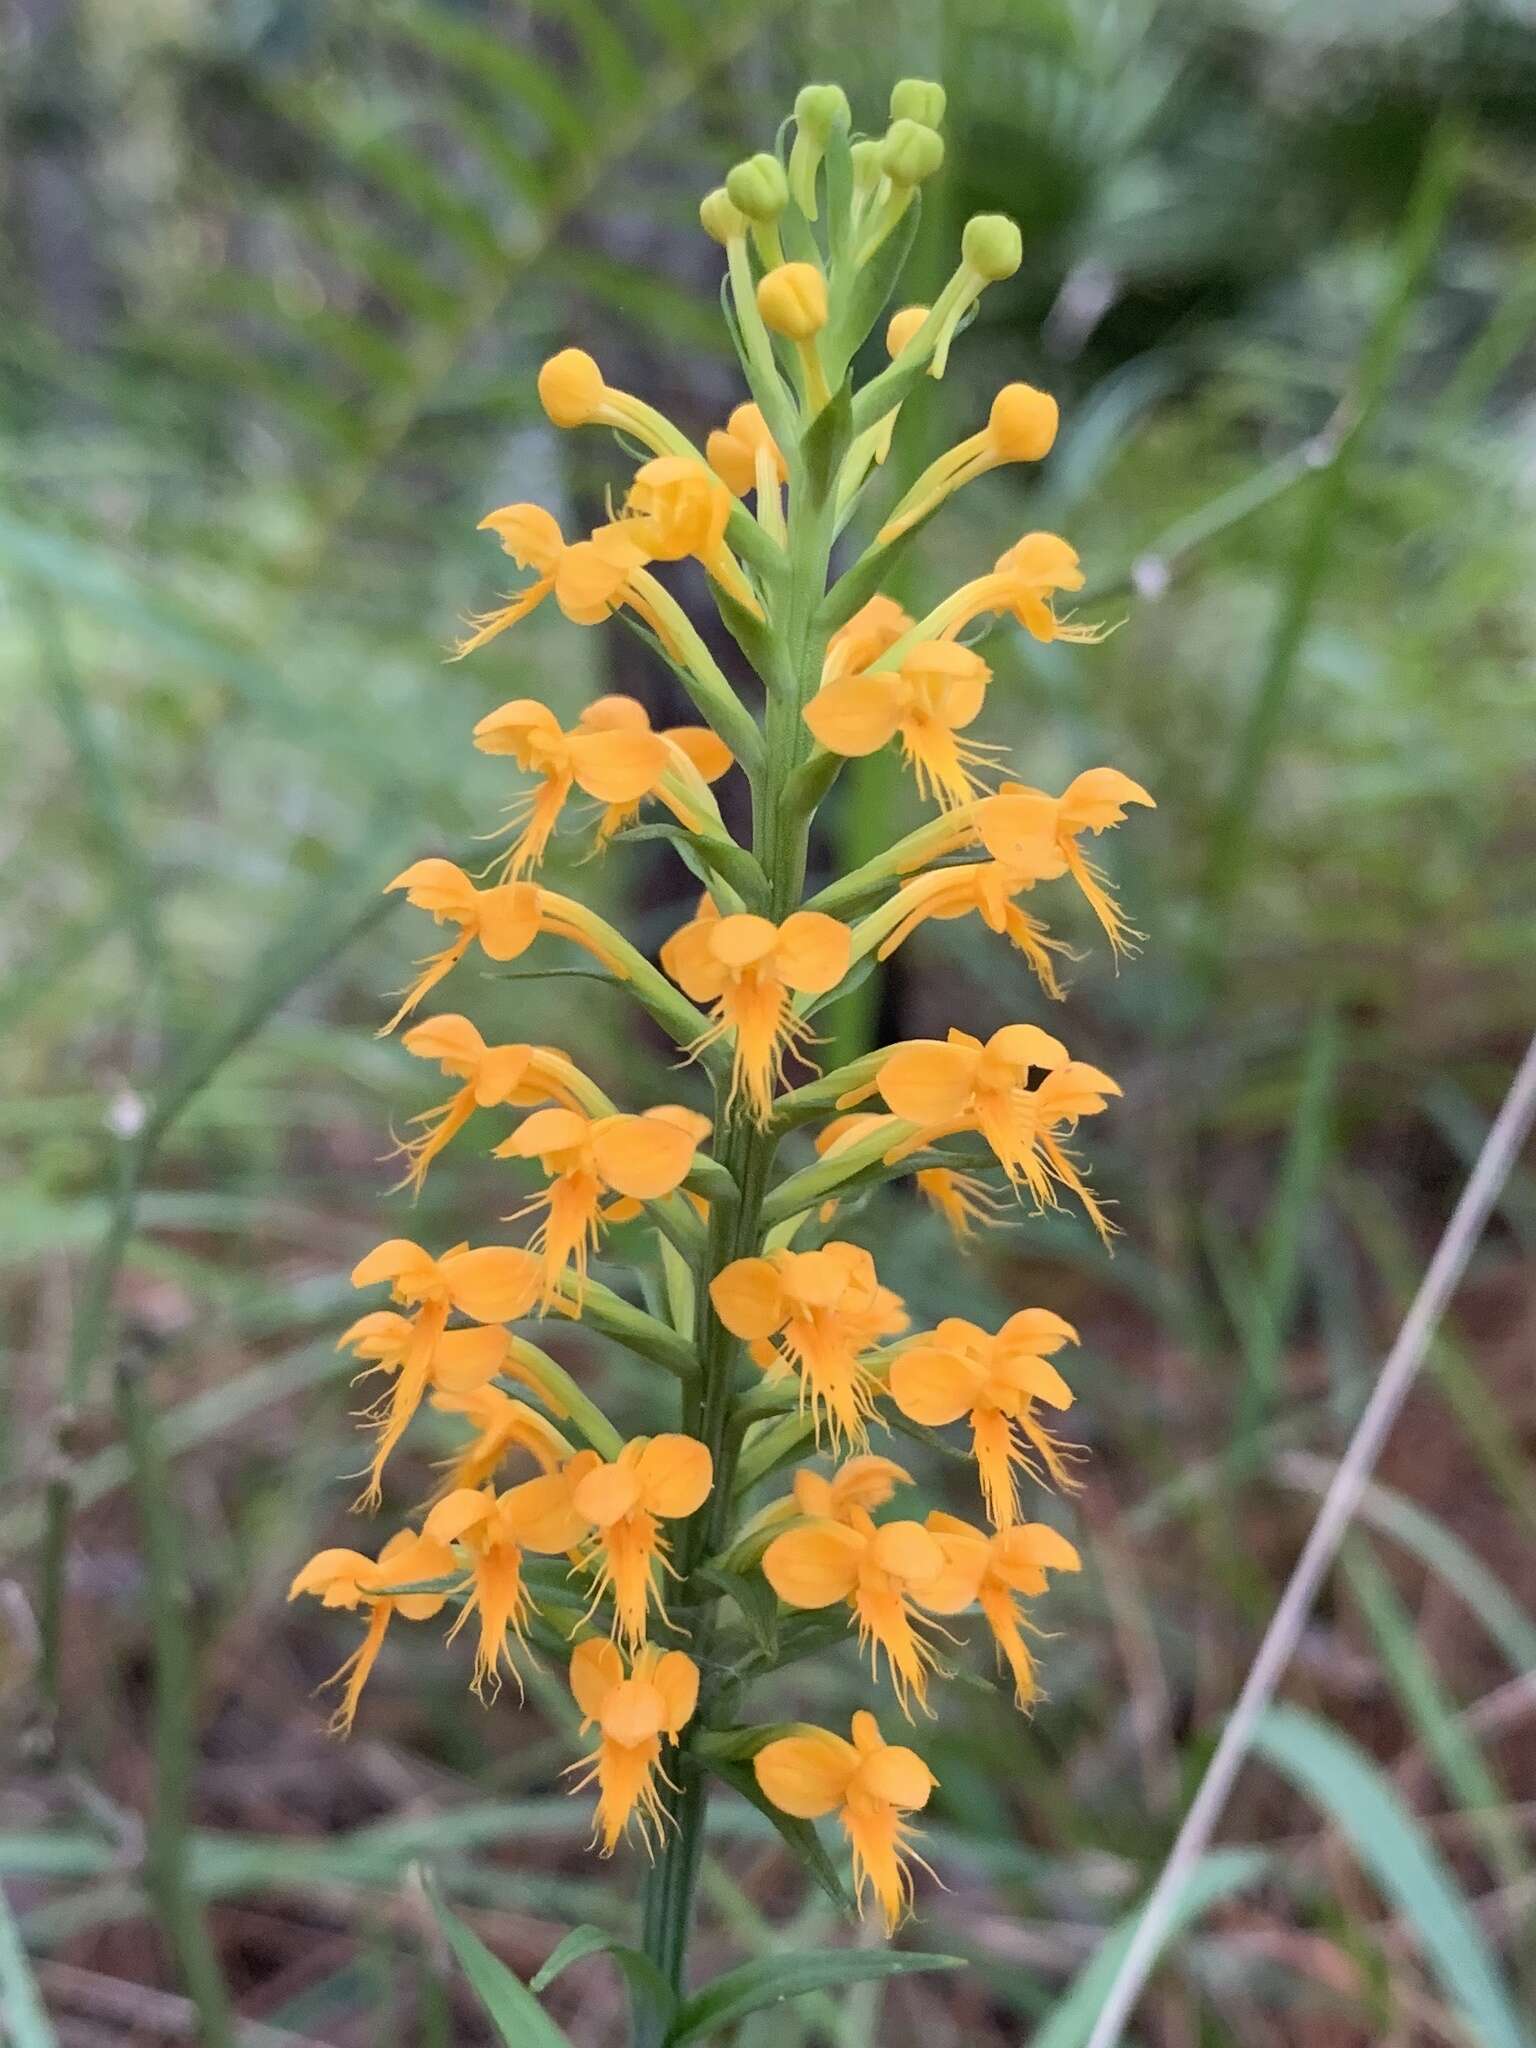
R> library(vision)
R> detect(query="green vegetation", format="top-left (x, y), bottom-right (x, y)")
top-left (4, 2), bottom-right (1534, 2042)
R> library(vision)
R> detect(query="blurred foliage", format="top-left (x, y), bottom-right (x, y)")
top-left (3, 0), bottom-right (1535, 2042)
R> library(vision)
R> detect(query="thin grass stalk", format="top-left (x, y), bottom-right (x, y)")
top-left (1080, 1028), bottom-right (1536, 2048)
top-left (1196, 113), bottom-right (1466, 982)
top-left (113, 1358), bottom-right (236, 2048)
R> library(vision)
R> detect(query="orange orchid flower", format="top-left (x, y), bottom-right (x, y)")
top-left (345, 1239), bottom-right (544, 1506)
top-left (288, 1528), bottom-right (456, 1733)
top-left (969, 768), bottom-right (1155, 953)
top-left (454, 503), bottom-right (567, 655)
top-left (814, 1112), bottom-right (1005, 1244)
top-left (890, 1309), bottom-right (1080, 1526)
top-left (820, 593), bottom-right (915, 685)
top-left (562, 1435), bottom-right (714, 1649)
top-left (661, 899), bottom-right (850, 1122)
top-left (754, 1711), bottom-right (937, 1930)
top-left (710, 1241), bottom-right (907, 1450)
top-left (567, 1638), bottom-right (699, 1853)
top-left (744, 1453), bottom-right (913, 1546)
top-left (473, 693), bottom-right (731, 878)
top-left (804, 639), bottom-right (998, 810)
top-left (430, 1382), bottom-right (572, 1496)
top-left (381, 859), bottom-right (632, 1034)
top-left (861, 1025), bottom-right (1120, 1237)
top-left (622, 455), bottom-right (761, 616)
top-left (494, 1104), bottom-right (711, 1304)
top-left (914, 530), bottom-right (1103, 647)
top-left (922, 1510), bottom-right (1082, 1706)
top-left (392, 1013), bottom-right (591, 1194)
top-left (422, 1469), bottom-right (592, 1697)
top-left (762, 1505), bottom-right (980, 1715)
top-left (860, 857), bottom-right (1072, 996)
top-left (706, 402), bottom-right (786, 500)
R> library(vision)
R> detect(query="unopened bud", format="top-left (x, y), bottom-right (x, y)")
top-left (851, 138), bottom-right (884, 194)
top-left (989, 383), bottom-right (1058, 461)
top-left (726, 152), bottom-right (789, 223)
top-left (795, 83), bottom-right (850, 141)
top-left (538, 348), bottom-right (604, 428)
top-left (880, 119), bottom-right (944, 190)
top-left (962, 213), bottom-right (1023, 280)
top-left (699, 187), bottom-right (747, 244)
top-left (890, 78), bottom-right (946, 129)
top-left (757, 262), bottom-right (827, 341)
top-left (886, 305), bottom-right (929, 358)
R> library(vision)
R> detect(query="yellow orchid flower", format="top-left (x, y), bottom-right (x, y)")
top-left (661, 898), bottom-right (850, 1122)
top-left (922, 1511), bottom-right (1082, 1706)
top-left (890, 1309), bottom-right (1081, 1525)
top-left (567, 1638), bottom-right (699, 1853)
top-left (380, 858), bottom-right (632, 1034)
top-left (849, 1025), bottom-right (1120, 1236)
top-left (762, 1506), bottom-right (979, 1715)
top-left (710, 1241), bottom-right (907, 1450)
top-left (344, 1238), bottom-right (544, 1505)
top-left (804, 638), bottom-right (998, 810)
top-left (754, 1712), bottom-right (937, 1931)
top-left (564, 1435), bottom-right (715, 1649)
top-left (423, 1469), bottom-right (592, 1697)
top-left (392, 1013), bottom-right (591, 1193)
top-left (288, 1528), bottom-right (456, 1733)
top-left (495, 1103), bottom-right (710, 1304)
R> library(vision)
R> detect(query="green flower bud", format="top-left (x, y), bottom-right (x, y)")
top-left (794, 82), bottom-right (850, 141)
top-left (699, 186), bottom-right (748, 243)
top-left (726, 152), bottom-right (789, 223)
top-left (879, 119), bottom-right (945, 190)
top-left (851, 138), bottom-right (884, 193)
top-left (961, 212), bottom-right (1023, 280)
top-left (890, 78), bottom-right (946, 129)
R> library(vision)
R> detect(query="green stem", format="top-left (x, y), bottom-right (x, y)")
top-left (114, 1360), bottom-right (236, 2047)
top-left (636, 383), bottom-right (850, 2011)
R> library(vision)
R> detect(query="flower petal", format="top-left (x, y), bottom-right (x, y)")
top-left (634, 1434), bottom-right (713, 1518)
top-left (591, 1110), bottom-right (699, 1199)
top-left (710, 1257), bottom-right (786, 1340)
top-left (803, 674), bottom-right (906, 758)
top-left (877, 1041), bottom-right (975, 1125)
top-left (754, 1728), bottom-right (858, 1818)
top-left (438, 1246), bottom-right (543, 1323)
top-left (762, 1521), bottom-right (864, 1608)
top-left (889, 1344), bottom-right (981, 1427)
top-left (568, 728), bottom-right (671, 804)
top-left (568, 1635), bottom-right (624, 1722)
top-left (774, 912), bottom-right (851, 994)
top-left (653, 1649), bottom-right (700, 1736)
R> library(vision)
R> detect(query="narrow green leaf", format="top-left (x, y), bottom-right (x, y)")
top-left (1028, 1849), bottom-right (1270, 2048)
top-left (0, 1882), bottom-right (58, 2048)
top-left (531, 1925), bottom-right (677, 2039)
top-left (666, 1949), bottom-right (963, 2045)
top-left (1252, 1704), bottom-right (1529, 2048)
top-left (1280, 1455), bottom-right (1536, 1680)
top-left (426, 1879), bottom-right (573, 2047)
top-left (1341, 1537), bottom-right (1527, 1897)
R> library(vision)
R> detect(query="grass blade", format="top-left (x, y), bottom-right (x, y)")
top-left (0, 1883), bottom-right (58, 2048)
top-left (1251, 1703), bottom-right (1529, 2048)
top-left (1028, 1851), bottom-right (1269, 2048)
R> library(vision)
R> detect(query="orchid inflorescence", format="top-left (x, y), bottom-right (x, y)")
top-left (292, 74), bottom-right (1152, 1972)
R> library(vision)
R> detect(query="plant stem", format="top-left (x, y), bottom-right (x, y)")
top-left (114, 1359), bottom-right (236, 2047)
top-left (637, 393), bottom-right (848, 2012)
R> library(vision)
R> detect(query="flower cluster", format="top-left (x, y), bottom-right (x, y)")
top-left (291, 74), bottom-right (1151, 1953)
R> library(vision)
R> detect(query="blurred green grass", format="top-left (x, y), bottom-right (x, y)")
top-left (3, 1), bottom-right (1536, 2043)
